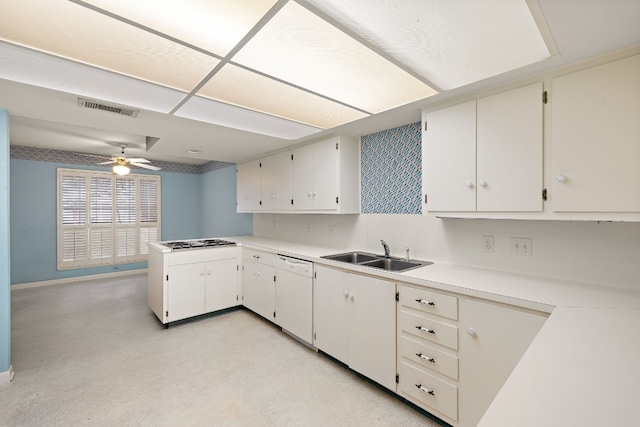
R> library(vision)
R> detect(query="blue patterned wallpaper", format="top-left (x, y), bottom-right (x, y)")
top-left (361, 122), bottom-right (421, 214)
top-left (10, 145), bottom-right (233, 174)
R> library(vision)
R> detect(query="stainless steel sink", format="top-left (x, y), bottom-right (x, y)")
top-left (321, 251), bottom-right (432, 272)
top-left (360, 258), bottom-right (432, 271)
top-left (321, 251), bottom-right (380, 264)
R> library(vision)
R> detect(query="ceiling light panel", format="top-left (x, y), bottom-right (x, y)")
top-left (233, 1), bottom-right (437, 114)
top-left (81, 0), bottom-right (279, 56)
top-left (305, 0), bottom-right (550, 90)
top-left (198, 64), bottom-right (368, 129)
top-left (175, 95), bottom-right (321, 140)
top-left (0, 0), bottom-right (218, 92)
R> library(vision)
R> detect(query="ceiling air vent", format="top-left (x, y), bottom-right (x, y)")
top-left (77, 97), bottom-right (139, 118)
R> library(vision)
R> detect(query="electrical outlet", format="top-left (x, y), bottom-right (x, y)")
top-left (511, 237), bottom-right (532, 256)
top-left (273, 221), bottom-right (278, 230)
top-left (306, 223), bottom-right (312, 233)
top-left (482, 235), bottom-right (494, 253)
top-left (328, 225), bottom-right (335, 235)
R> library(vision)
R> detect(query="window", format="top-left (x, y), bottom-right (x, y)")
top-left (57, 168), bottom-right (161, 270)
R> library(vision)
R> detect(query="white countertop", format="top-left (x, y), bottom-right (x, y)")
top-left (225, 235), bottom-right (640, 427)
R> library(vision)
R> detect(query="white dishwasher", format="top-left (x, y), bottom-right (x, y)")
top-left (274, 255), bottom-right (314, 345)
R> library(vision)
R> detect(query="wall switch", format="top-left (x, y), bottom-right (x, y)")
top-left (482, 235), bottom-right (494, 253)
top-left (328, 225), bottom-right (335, 235)
top-left (511, 237), bottom-right (532, 256)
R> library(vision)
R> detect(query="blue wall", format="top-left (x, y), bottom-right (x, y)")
top-left (201, 165), bottom-right (253, 238)
top-left (9, 158), bottom-right (250, 285)
top-left (1, 110), bottom-right (10, 373)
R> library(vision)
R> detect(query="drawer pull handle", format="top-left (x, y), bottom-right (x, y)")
top-left (415, 299), bottom-right (435, 306)
top-left (416, 353), bottom-right (435, 363)
top-left (415, 384), bottom-right (435, 396)
top-left (416, 326), bottom-right (435, 334)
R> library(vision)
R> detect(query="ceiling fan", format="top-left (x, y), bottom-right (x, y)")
top-left (87, 144), bottom-right (161, 175)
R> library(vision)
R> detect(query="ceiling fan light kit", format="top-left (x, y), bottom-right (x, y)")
top-left (112, 164), bottom-right (130, 175)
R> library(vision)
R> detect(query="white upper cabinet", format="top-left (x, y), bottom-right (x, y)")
top-left (551, 55), bottom-right (640, 213)
top-left (236, 158), bottom-right (261, 212)
top-left (423, 82), bottom-right (544, 215)
top-left (292, 135), bottom-right (360, 214)
top-left (423, 100), bottom-right (477, 211)
top-left (260, 150), bottom-right (292, 212)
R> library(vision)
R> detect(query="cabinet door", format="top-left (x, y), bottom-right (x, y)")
top-left (261, 150), bottom-right (292, 211)
top-left (551, 55), bottom-right (640, 212)
top-left (312, 138), bottom-right (340, 210)
top-left (476, 82), bottom-right (543, 212)
top-left (205, 258), bottom-right (239, 313)
top-left (424, 100), bottom-right (477, 212)
top-left (313, 265), bottom-right (349, 363)
top-left (348, 274), bottom-right (396, 390)
top-left (236, 159), bottom-right (261, 212)
top-left (274, 269), bottom-right (313, 344)
top-left (292, 143), bottom-right (315, 210)
top-left (167, 263), bottom-right (206, 322)
top-left (458, 299), bottom-right (546, 427)
top-left (242, 261), bottom-right (275, 322)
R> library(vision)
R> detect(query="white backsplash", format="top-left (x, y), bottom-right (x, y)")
top-left (254, 213), bottom-right (640, 291)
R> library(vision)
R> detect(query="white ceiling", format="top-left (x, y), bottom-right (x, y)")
top-left (0, 0), bottom-right (639, 165)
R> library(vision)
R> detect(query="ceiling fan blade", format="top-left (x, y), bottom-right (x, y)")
top-left (131, 162), bottom-right (161, 171)
top-left (97, 160), bottom-right (116, 165)
top-left (126, 158), bottom-right (150, 163)
top-left (73, 152), bottom-right (110, 159)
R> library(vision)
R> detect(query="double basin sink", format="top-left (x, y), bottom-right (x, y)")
top-left (321, 251), bottom-right (432, 272)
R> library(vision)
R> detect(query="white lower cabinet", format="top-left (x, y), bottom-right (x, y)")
top-left (150, 246), bottom-right (240, 324)
top-left (242, 249), bottom-right (276, 322)
top-left (397, 283), bottom-right (547, 426)
top-left (458, 298), bottom-right (547, 427)
top-left (314, 265), bottom-right (396, 390)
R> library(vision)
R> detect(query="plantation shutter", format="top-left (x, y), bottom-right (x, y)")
top-left (57, 169), bottom-right (161, 270)
top-left (115, 177), bottom-right (138, 262)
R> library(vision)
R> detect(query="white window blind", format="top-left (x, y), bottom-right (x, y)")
top-left (57, 168), bottom-right (161, 270)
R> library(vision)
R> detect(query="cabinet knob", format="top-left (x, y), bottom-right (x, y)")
top-left (466, 328), bottom-right (476, 337)
top-left (312, 192), bottom-right (317, 197)
top-left (478, 180), bottom-right (487, 187)
top-left (207, 271), bottom-right (211, 276)
top-left (308, 192), bottom-right (312, 197)
top-left (555, 175), bottom-right (567, 183)
top-left (349, 293), bottom-right (354, 300)
top-left (465, 181), bottom-right (474, 189)
top-left (343, 290), bottom-right (348, 298)
top-left (200, 271), bottom-right (205, 276)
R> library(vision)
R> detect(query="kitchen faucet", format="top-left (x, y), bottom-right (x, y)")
top-left (380, 240), bottom-right (390, 258)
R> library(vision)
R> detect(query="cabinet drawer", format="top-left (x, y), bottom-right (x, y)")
top-left (400, 310), bottom-right (458, 350)
top-left (168, 247), bottom-right (237, 266)
top-left (243, 248), bottom-right (275, 266)
top-left (399, 285), bottom-right (458, 320)
top-left (399, 361), bottom-right (458, 421)
top-left (399, 336), bottom-right (458, 380)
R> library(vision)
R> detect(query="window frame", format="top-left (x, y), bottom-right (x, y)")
top-left (56, 168), bottom-right (161, 270)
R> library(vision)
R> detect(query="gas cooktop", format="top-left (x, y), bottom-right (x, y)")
top-left (162, 239), bottom-right (235, 250)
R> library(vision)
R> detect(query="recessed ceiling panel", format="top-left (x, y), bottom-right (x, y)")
top-left (0, 0), bottom-right (218, 92)
top-left (233, 1), bottom-right (437, 114)
top-left (198, 64), bottom-right (368, 129)
top-left (81, 0), bottom-right (279, 56)
top-left (305, 0), bottom-right (551, 90)
top-left (175, 95), bottom-right (321, 140)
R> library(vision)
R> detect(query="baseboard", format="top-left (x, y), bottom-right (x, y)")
top-left (0, 364), bottom-right (14, 384)
top-left (11, 269), bottom-right (148, 290)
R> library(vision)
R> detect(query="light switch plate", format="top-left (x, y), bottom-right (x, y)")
top-left (511, 237), bottom-right (532, 256)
